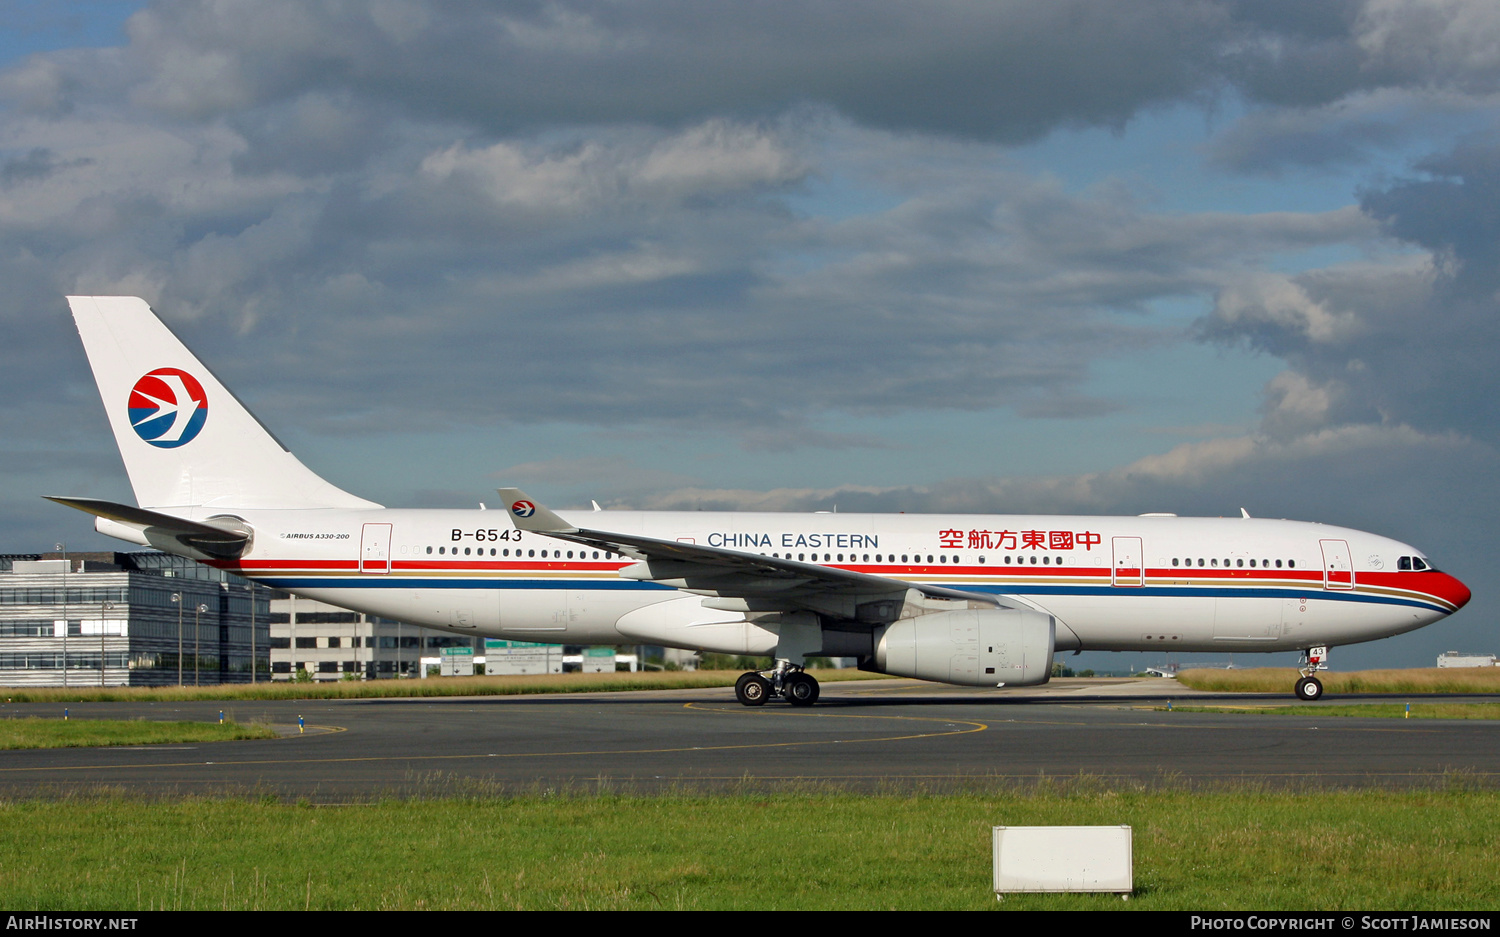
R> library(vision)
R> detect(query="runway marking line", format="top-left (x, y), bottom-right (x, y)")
top-left (0, 707), bottom-right (987, 775)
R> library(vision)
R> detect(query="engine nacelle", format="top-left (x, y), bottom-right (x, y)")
top-left (873, 608), bottom-right (1054, 687)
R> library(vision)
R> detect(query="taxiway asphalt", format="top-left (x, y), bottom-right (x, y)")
top-left (1, 678), bottom-right (1496, 799)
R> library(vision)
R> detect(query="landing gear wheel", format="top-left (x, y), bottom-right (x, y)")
top-left (735, 672), bottom-right (771, 706)
top-left (784, 672), bottom-right (820, 707)
top-left (1295, 676), bottom-right (1323, 701)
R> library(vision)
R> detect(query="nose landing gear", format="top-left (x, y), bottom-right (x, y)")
top-left (1294, 675), bottom-right (1323, 701)
top-left (1295, 645), bottom-right (1328, 701)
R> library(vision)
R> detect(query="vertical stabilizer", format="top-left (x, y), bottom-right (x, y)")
top-left (67, 296), bottom-right (380, 511)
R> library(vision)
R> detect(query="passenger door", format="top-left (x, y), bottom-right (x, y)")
top-left (1319, 539), bottom-right (1354, 590)
top-left (1112, 537), bottom-right (1144, 587)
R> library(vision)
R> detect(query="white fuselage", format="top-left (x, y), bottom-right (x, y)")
top-left (192, 507), bottom-right (1468, 656)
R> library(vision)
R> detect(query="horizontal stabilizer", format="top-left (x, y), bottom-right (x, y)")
top-left (46, 496), bottom-right (251, 559)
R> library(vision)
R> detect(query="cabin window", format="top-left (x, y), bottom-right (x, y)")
top-left (979, 556), bottom-right (986, 564)
top-left (1236, 559), bottom-right (1243, 568)
top-left (426, 546), bottom-right (432, 555)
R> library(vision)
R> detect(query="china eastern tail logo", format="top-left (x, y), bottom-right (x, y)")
top-left (128, 369), bottom-right (208, 448)
top-left (511, 500), bottom-right (536, 518)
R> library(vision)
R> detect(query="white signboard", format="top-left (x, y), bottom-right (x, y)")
top-left (993, 826), bottom-right (1133, 894)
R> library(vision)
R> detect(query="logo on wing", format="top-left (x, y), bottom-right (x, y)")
top-left (511, 500), bottom-right (536, 518)
top-left (128, 369), bottom-right (208, 448)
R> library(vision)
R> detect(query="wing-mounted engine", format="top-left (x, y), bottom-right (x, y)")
top-left (874, 605), bottom-right (1055, 687)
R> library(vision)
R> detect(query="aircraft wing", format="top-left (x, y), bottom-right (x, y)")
top-left (46, 496), bottom-right (251, 559)
top-left (497, 488), bottom-right (1000, 626)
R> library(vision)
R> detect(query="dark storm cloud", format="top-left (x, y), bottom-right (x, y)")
top-left (1198, 133), bottom-right (1500, 446)
top-left (55, 0), bottom-right (1496, 178)
top-left (103, 0), bottom-right (1235, 144)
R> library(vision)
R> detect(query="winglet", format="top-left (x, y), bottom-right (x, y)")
top-left (496, 488), bottom-right (575, 533)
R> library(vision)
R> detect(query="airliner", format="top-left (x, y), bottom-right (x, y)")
top-left (50, 296), bottom-right (1470, 705)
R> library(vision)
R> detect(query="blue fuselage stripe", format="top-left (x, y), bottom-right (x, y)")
top-left (255, 576), bottom-right (1446, 611)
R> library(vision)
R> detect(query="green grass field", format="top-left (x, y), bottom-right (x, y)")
top-left (1177, 667), bottom-right (1500, 694)
top-left (0, 718), bottom-right (278, 749)
top-left (0, 787), bottom-right (1493, 910)
top-left (1159, 703), bottom-right (1500, 720)
top-left (0, 668), bottom-right (888, 704)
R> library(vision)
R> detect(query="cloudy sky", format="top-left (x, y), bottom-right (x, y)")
top-left (6, 0), bottom-right (1498, 669)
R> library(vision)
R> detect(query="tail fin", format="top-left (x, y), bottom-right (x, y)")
top-left (66, 296), bottom-right (380, 511)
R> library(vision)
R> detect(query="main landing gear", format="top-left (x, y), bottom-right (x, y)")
top-left (1295, 645), bottom-right (1328, 701)
top-left (734, 665), bottom-right (820, 707)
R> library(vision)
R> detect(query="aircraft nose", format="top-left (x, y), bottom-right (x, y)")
top-left (1435, 571), bottom-right (1471, 612)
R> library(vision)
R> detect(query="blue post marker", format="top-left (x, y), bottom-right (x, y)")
top-left (63, 708), bottom-right (68, 721)
top-left (1405, 702), bottom-right (1410, 719)
top-left (1167, 699), bottom-right (1173, 711)
top-left (218, 710), bottom-right (224, 724)
top-left (298, 715), bottom-right (304, 734)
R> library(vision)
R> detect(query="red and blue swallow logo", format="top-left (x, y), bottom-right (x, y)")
top-left (128, 369), bottom-right (208, 448)
top-left (511, 500), bottom-right (536, 518)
